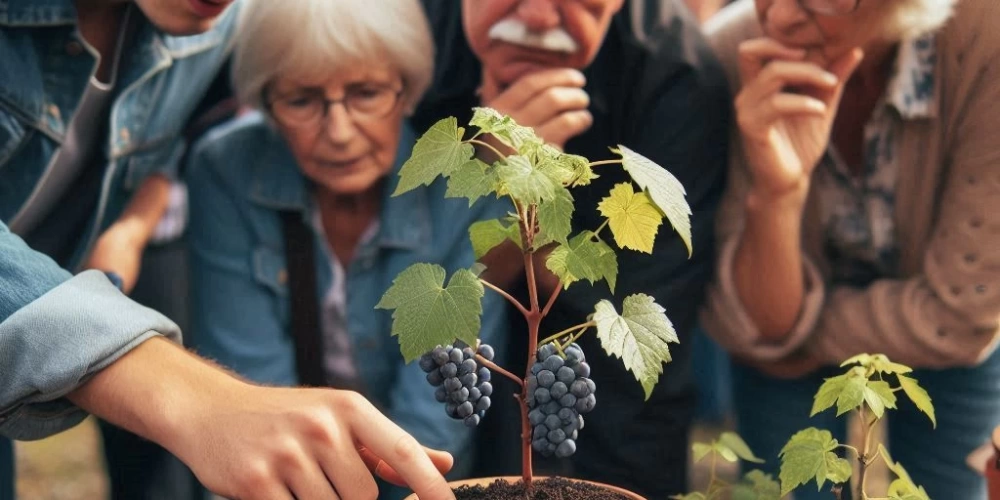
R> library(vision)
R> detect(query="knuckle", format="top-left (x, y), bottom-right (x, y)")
top-left (391, 433), bottom-right (423, 463)
top-left (238, 461), bottom-right (275, 491)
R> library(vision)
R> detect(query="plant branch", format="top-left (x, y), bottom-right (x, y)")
top-left (588, 159), bottom-right (623, 168)
top-left (480, 278), bottom-right (529, 317)
top-left (524, 247), bottom-right (540, 314)
top-left (838, 444), bottom-right (860, 457)
top-left (856, 405), bottom-right (878, 500)
top-left (468, 139), bottom-right (507, 161)
top-left (541, 283), bottom-right (563, 318)
top-left (476, 354), bottom-right (523, 389)
top-left (594, 219), bottom-right (610, 238)
top-left (539, 321), bottom-right (596, 347)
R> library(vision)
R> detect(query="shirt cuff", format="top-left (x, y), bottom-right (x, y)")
top-left (0, 270), bottom-right (180, 440)
top-left (702, 234), bottom-right (826, 361)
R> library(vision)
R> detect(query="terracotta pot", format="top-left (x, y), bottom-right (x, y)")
top-left (403, 476), bottom-right (645, 500)
top-left (988, 426), bottom-right (1000, 500)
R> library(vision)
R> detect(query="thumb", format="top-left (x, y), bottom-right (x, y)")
top-left (822, 48), bottom-right (864, 106)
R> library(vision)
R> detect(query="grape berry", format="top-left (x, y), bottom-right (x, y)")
top-left (419, 343), bottom-right (494, 427)
top-left (528, 343), bottom-right (596, 458)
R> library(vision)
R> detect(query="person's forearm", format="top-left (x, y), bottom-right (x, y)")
top-left (106, 174), bottom-right (172, 247)
top-left (733, 186), bottom-right (809, 340)
top-left (66, 336), bottom-right (239, 455)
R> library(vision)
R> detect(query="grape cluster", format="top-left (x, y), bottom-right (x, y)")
top-left (527, 343), bottom-right (596, 458)
top-left (419, 343), bottom-right (495, 427)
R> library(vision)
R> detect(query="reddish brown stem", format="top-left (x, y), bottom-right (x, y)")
top-left (475, 354), bottom-right (523, 389)
top-left (481, 278), bottom-right (529, 317)
top-left (521, 309), bottom-right (542, 489)
top-left (541, 283), bottom-right (562, 318)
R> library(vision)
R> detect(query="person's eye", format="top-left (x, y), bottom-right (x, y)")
top-left (284, 96), bottom-right (316, 108)
top-left (354, 87), bottom-right (386, 101)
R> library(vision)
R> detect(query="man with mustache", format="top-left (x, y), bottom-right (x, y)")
top-left (414, 0), bottom-right (731, 496)
top-left (0, 1), bottom-right (456, 499)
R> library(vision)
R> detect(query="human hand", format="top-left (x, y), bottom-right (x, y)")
top-left (85, 223), bottom-right (144, 294)
top-left (177, 386), bottom-right (456, 500)
top-left (70, 338), bottom-right (455, 500)
top-left (481, 68), bottom-right (592, 149)
top-left (735, 38), bottom-right (863, 203)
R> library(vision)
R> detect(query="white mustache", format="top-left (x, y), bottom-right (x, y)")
top-left (487, 17), bottom-right (579, 53)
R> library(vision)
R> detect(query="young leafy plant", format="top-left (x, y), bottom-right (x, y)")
top-left (376, 107), bottom-right (690, 488)
top-left (675, 432), bottom-right (779, 500)
top-left (677, 354), bottom-right (935, 500)
top-left (779, 354), bottom-right (935, 500)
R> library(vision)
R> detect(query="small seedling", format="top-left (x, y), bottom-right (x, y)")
top-left (376, 107), bottom-right (691, 488)
top-left (678, 354), bottom-right (936, 500)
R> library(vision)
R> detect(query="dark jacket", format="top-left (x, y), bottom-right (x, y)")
top-left (414, 0), bottom-right (731, 496)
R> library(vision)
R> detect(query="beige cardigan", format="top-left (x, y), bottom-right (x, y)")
top-left (700, 0), bottom-right (1000, 369)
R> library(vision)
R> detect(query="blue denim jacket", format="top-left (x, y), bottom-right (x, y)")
top-left (0, 1), bottom-right (236, 439)
top-left (186, 113), bottom-right (510, 478)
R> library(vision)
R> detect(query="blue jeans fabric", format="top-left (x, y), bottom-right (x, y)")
top-left (0, 438), bottom-right (12, 500)
top-left (734, 347), bottom-right (1000, 500)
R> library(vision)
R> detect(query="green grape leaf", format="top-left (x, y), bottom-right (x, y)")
top-left (597, 183), bottom-right (664, 254)
top-left (394, 118), bottom-right (474, 196)
top-left (534, 148), bottom-right (597, 187)
top-left (897, 375), bottom-right (936, 428)
top-left (592, 294), bottom-right (678, 400)
top-left (375, 263), bottom-right (484, 362)
top-left (731, 470), bottom-right (782, 500)
top-left (716, 444), bottom-right (739, 463)
top-left (864, 380), bottom-right (898, 418)
top-left (445, 158), bottom-right (499, 206)
top-left (495, 155), bottom-right (559, 206)
top-left (670, 493), bottom-right (706, 500)
top-left (468, 219), bottom-right (522, 260)
top-left (470, 107), bottom-right (542, 151)
top-left (880, 445), bottom-right (931, 500)
top-left (842, 353), bottom-right (913, 375)
top-left (535, 188), bottom-right (574, 248)
top-left (545, 231), bottom-right (618, 293)
top-left (836, 369), bottom-right (868, 416)
top-left (719, 432), bottom-right (765, 464)
top-left (778, 428), bottom-right (851, 497)
top-left (692, 442), bottom-right (714, 463)
top-left (811, 373), bottom-right (848, 416)
top-left (613, 145), bottom-right (692, 256)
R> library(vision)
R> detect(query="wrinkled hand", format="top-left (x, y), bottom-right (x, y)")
top-left (481, 68), bottom-right (592, 149)
top-left (176, 386), bottom-right (455, 500)
top-left (735, 38), bottom-right (863, 202)
top-left (85, 224), bottom-right (144, 294)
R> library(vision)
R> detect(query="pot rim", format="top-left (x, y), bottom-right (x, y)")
top-left (402, 475), bottom-right (646, 500)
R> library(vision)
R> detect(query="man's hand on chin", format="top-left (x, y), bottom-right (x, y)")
top-left (480, 68), bottom-right (593, 149)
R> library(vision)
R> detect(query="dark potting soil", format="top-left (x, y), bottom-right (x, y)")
top-left (453, 477), bottom-right (634, 500)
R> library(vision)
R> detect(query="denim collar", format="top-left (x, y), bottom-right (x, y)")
top-left (249, 119), bottom-right (429, 251)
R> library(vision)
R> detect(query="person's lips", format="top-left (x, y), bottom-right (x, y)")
top-left (188, 0), bottom-right (232, 18)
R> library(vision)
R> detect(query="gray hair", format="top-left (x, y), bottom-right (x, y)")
top-left (879, 0), bottom-right (957, 40)
top-left (231, 0), bottom-right (434, 114)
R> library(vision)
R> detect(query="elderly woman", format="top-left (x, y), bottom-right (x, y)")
top-left (701, 0), bottom-right (1000, 497)
top-left (185, 0), bottom-right (507, 496)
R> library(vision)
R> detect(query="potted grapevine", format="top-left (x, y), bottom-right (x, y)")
top-left (677, 353), bottom-right (938, 500)
top-left (377, 107), bottom-right (690, 499)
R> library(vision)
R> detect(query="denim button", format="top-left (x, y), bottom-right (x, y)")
top-left (46, 104), bottom-right (60, 121)
top-left (65, 40), bottom-right (84, 56)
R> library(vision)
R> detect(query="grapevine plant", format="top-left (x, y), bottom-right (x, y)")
top-left (677, 354), bottom-right (937, 500)
top-left (376, 107), bottom-right (688, 488)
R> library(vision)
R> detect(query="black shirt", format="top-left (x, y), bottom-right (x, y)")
top-left (414, 1), bottom-right (731, 496)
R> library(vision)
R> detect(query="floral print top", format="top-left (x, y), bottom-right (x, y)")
top-left (816, 33), bottom-right (937, 287)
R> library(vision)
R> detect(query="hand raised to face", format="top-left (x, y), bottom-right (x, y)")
top-left (480, 68), bottom-right (592, 150)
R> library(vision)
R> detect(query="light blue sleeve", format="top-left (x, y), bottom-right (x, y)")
top-left (0, 223), bottom-right (180, 440)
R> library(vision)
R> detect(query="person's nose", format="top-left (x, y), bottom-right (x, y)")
top-left (515, 0), bottom-right (562, 32)
top-left (323, 102), bottom-right (357, 145)
top-left (765, 0), bottom-right (811, 32)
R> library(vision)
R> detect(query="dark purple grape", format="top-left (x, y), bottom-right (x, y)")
top-left (457, 401), bottom-right (474, 418)
top-left (576, 394), bottom-right (596, 413)
top-left (444, 377), bottom-right (462, 392)
top-left (547, 428), bottom-right (566, 444)
top-left (419, 355), bottom-right (436, 373)
top-left (477, 344), bottom-right (495, 360)
top-left (440, 362), bottom-right (458, 378)
top-left (475, 397), bottom-right (491, 412)
top-left (479, 382), bottom-right (493, 397)
top-left (556, 439), bottom-right (576, 458)
top-left (464, 414), bottom-right (481, 427)
top-left (544, 414), bottom-right (562, 430)
top-left (460, 373), bottom-right (478, 388)
top-left (537, 370), bottom-right (555, 388)
top-left (559, 394), bottom-right (577, 408)
top-left (449, 349), bottom-right (464, 364)
top-left (557, 366), bottom-right (576, 385)
top-left (543, 355), bottom-right (564, 372)
top-left (434, 387), bottom-right (448, 403)
top-left (426, 370), bottom-right (444, 386)
top-left (550, 381), bottom-right (568, 399)
top-left (478, 367), bottom-right (491, 382)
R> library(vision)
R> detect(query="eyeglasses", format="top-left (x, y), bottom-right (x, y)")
top-left (798, 0), bottom-right (860, 16)
top-left (265, 83), bottom-right (403, 128)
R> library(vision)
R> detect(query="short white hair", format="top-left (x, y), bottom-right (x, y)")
top-left (880, 0), bottom-right (957, 40)
top-left (231, 0), bottom-right (434, 113)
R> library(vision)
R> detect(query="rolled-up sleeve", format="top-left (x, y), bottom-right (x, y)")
top-left (0, 223), bottom-right (180, 440)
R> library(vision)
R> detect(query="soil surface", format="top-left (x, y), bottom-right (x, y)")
top-left (453, 477), bottom-right (633, 500)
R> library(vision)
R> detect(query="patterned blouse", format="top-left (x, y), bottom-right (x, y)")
top-left (816, 33), bottom-right (937, 287)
